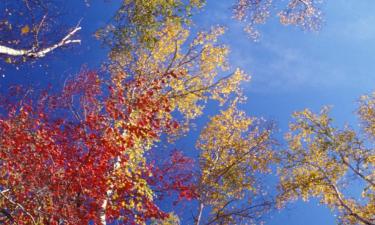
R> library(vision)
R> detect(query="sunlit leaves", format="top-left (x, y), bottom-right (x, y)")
top-left (0, 1), bottom-right (274, 224)
top-left (279, 100), bottom-right (375, 225)
top-left (195, 102), bottom-right (275, 224)
top-left (359, 92), bottom-right (375, 138)
top-left (111, 21), bottom-right (248, 124)
top-left (99, 20), bottom-right (251, 223)
top-left (151, 213), bottom-right (180, 225)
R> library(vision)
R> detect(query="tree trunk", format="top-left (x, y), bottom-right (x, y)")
top-left (99, 198), bottom-right (108, 225)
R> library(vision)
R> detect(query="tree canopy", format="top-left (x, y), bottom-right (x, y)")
top-left (0, 1), bottom-right (374, 225)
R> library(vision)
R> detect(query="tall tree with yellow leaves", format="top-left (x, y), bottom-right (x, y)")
top-left (99, 20), bottom-right (252, 224)
top-left (194, 101), bottom-right (276, 225)
top-left (278, 92), bottom-right (375, 225)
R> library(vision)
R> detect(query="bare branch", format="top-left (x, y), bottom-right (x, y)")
top-left (0, 189), bottom-right (37, 225)
top-left (0, 21), bottom-right (82, 58)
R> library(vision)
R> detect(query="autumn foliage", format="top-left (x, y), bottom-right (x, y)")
top-left (1, 1), bottom-right (374, 225)
top-left (0, 18), bottom-right (250, 223)
top-left (0, 66), bottom-right (200, 224)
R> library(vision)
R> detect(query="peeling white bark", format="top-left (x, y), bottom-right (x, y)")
top-left (0, 25), bottom-right (81, 58)
top-left (100, 197), bottom-right (108, 225)
top-left (100, 157), bottom-right (121, 225)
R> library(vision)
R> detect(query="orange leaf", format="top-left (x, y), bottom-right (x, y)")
top-left (21, 25), bottom-right (30, 35)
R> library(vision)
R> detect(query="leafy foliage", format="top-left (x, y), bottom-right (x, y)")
top-left (2, 1), bottom-right (371, 225)
top-left (278, 95), bottom-right (375, 225)
top-left (194, 102), bottom-right (275, 225)
top-left (233, 0), bottom-right (324, 40)
top-left (0, 7), bottom-right (250, 224)
top-left (97, 0), bottom-right (204, 63)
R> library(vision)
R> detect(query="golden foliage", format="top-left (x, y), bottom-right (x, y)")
top-left (196, 102), bottom-right (274, 224)
top-left (103, 19), bottom-right (250, 224)
top-left (279, 99), bottom-right (375, 225)
top-left (151, 213), bottom-right (180, 225)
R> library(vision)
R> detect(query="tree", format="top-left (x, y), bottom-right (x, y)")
top-left (194, 101), bottom-right (275, 225)
top-left (0, 69), bottom-right (192, 224)
top-left (233, 0), bottom-right (323, 40)
top-left (0, 0), bottom-right (234, 222)
top-left (98, 20), bottom-right (253, 224)
top-left (278, 93), bottom-right (375, 225)
top-left (1, 0), bottom-right (347, 224)
top-left (96, 0), bottom-right (204, 66)
top-left (0, 0), bottom-right (82, 62)
top-left (0, 12), bottom-right (252, 224)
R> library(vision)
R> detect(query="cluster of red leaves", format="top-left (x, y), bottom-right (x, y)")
top-left (0, 70), bottom-right (196, 224)
top-left (148, 151), bottom-right (198, 203)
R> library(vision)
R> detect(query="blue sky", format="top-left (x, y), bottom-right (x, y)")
top-left (1, 0), bottom-right (374, 224)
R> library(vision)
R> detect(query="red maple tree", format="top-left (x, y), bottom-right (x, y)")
top-left (0, 70), bottom-right (196, 224)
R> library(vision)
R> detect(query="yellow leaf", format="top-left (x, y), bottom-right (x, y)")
top-left (21, 25), bottom-right (30, 35)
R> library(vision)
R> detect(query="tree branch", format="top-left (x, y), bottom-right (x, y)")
top-left (0, 189), bottom-right (37, 225)
top-left (194, 202), bottom-right (204, 225)
top-left (329, 183), bottom-right (374, 225)
top-left (0, 22), bottom-right (82, 58)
